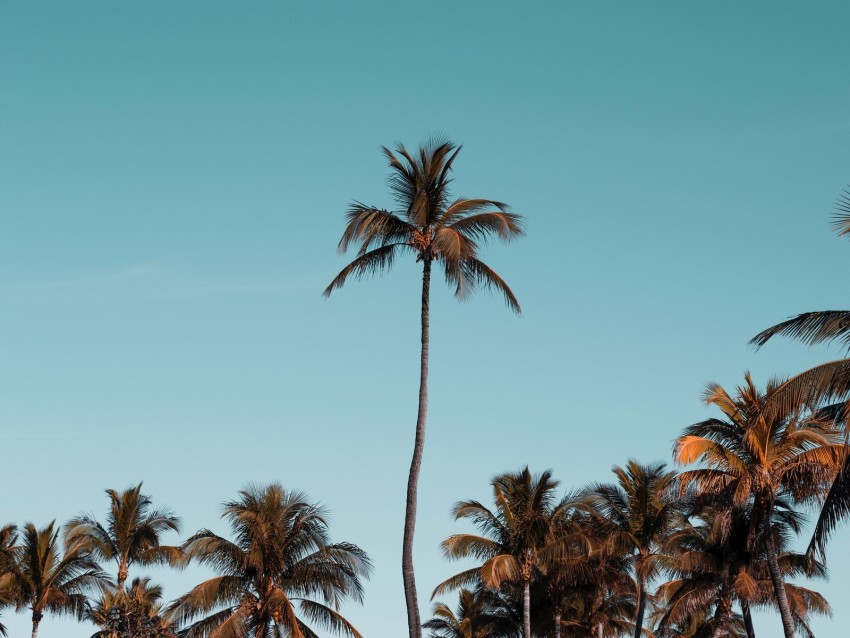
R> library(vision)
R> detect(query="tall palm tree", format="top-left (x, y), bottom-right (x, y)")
top-left (424, 588), bottom-right (518, 638)
top-left (582, 460), bottom-right (679, 638)
top-left (324, 138), bottom-right (524, 638)
top-left (674, 374), bottom-right (842, 638)
top-left (65, 483), bottom-right (182, 591)
top-left (435, 467), bottom-right (563, 638)
top-left (5, 521), bottom-right (108, 638)
top-left (88, 576), bottom-right (175, 638)
top-left (168, 483), bottom-right (371, 638)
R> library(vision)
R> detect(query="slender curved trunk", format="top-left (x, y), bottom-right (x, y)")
top-left (402, 257), bottom-right (431, 638)
top-left (710, 587), bottom-right (732, 638)
top-left (765, 533), bottom-right (795, 638)
top-left (31, 611), bottom-right (42, 638)
top-left (553, 610), bottom-right (561, 638)
top-left (596, 621), bottom-right (604, 638)
top-left (633, 574), bottom-right (647, 638)
top-left (117, 558), bottom-right (128, 591)
top-left (522, 579), bottom-right (531, 638)
top-left (742, 600), bottom-right (756, 638)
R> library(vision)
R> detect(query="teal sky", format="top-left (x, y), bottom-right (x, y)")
top-left (2, 2), bottom-right (850, 636)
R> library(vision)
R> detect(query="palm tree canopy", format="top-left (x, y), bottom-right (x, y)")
top-left (436, 467), bottom-right (564, 594)
top-left (324, 138), bottom-right (525, 313)
top-left (7, 521), bottom-right (108, 620)
top-left (169, 483), bottom-right (371, 638)
top-left (424, 588), bottom-right (519, 638)
top-left (65, 483), bottom-right (182, 584)
top-left (674, 373), bottom-right (843, 517)
top-left (88, 576), bottom-right (175, 638)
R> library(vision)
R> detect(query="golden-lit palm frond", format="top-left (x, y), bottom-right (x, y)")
top-left (431, 568), bottom-right (483, 599)
top-left (337, 204), bottom-right (415, 255)
top-left (447, 211), bottom-right (524, 242)
top-left (480, 555), bottom-right (521, 589)
top-left (441, 535), bottom-right (501, 562)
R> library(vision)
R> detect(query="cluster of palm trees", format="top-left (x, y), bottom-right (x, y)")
top-left (325, 141), bottom-right (850, 638)
top-left (0, 483), bottom-right (371, 638)
top-left (424, 188), bottom-right (850, 637)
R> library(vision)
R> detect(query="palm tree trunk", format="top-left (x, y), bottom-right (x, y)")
top-left (765, 533), bottom-right (795, 638)
top-left (553, 610), bottom-right (561, 638)
top-left (710, 589), bottom-right (732, 638)
top-left (402, 257), bottom-right (431, 638)
top-left (522, 579), bottom-right (531, 638)
top-left (742, 600), bottom-right (756, 638)
top-left (118, 559), bottom-right (128, 591)
top-left (633, 576), bottom-right (647, 638)
top-left (31, 611), bottom-right (42, 638)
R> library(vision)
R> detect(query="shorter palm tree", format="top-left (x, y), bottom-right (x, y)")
top-left (5, 521), bottom-right (108, 638)
top-left (65, 483), bottom-right (182, 591)
top-left (582, 460), bottom-right (679, 638)
top-left (424, 588), bottom-right (519, 638)
top-left (435, 468), bottom-right (565, 638)
top-left (88, 576), bottom-right (175, 637)
top-left (169, 483), bottom-right (371, 638)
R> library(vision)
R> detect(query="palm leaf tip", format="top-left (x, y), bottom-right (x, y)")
top-left (832, 188), bottom-right (850, 237)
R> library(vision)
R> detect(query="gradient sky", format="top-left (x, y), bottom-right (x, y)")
top-left (2, 2), bottom-right (850, 637)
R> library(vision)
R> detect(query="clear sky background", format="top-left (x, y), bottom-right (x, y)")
top-left (2, 2), bottom-right (850, 636)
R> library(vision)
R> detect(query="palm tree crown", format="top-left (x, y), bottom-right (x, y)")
top-left (674, 373), bottom-right (842, 638)
top-left (169, 483), bottom-right (371, 638)
top-left (6, 521), bottom-right (108, 638)
top-left (583, 460), bottom-right (679, 638)
top-left (324, 138), bottom-right (525, 310)
top-left (436, 467), bottom-right (564, 638)
top-left (65, 483), bottom-right (182, 591)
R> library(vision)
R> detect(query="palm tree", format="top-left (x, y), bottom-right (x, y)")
top-left (654, 504), bottom-right (829, 638)
top-left (65, 483), bottom-right (182, 591)
top-left (582, 460), bottom-right (679, 638)
top-left (88, 576), bottom-right (175, 637)
top-left (424, 588), bottom-right (518, 638)
top-left (5, 521), bottom-right (108, 638)
top-left (168, 483), bottom-right (371, 638)
top-left (324, 138), bottom-right (524, 638)
top-left (0, 524), bottom-right (17, 637)
top-left (435, 467), bottom-right (563, 638)
top-left (674, 374), bottom-right (842, 638)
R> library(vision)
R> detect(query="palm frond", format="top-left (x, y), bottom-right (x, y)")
top-left (323, 243), bottom-right (410, 296)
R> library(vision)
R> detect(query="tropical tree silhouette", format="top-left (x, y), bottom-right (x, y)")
top-left (653, 504), bottom-right (829, 638)
top-left (87, 576), bottom-right (175, 637)
top-left (423, 588), bottom-right (518, 638)
top-left (169, 483), bottom-right (371, 638)
top-left (435, 468), bottom-right (564, 638)
top-left (582, 460), bottom-right (679, 638)
top-left (65, 483), bottom-right (182, 591)
top-left (0, 524), bottom-right (16, 637)
top-left (325, 138), bottom-right (524, 638)
top-left (4, 521), bottom-right (108, 638)
top-left (674, 374), bottom-right (842, 638)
